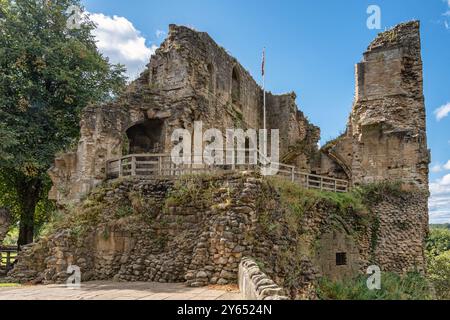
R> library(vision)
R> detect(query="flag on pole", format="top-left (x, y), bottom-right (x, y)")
top-left (261, 48), bottom-right (265, 77)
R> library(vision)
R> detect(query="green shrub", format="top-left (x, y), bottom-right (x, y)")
top-left (354, 180), bottom-right (404, 206)
top-left (427, 227), bottom-right (450, 256)
top-left (427, 251), bottom-right (450, 300)
top-left (115, 204), bottom-right (133, 218)
top-left (317, 272), bottom-right (432, 300)
top-left (164, 175), bottom-right (217, 209)
top-left (2, 227), bottom-right (18, 246)
top-left (426, 226), bottom-right (450, 299)
top-left (267, 176), bottom-right (369, 227)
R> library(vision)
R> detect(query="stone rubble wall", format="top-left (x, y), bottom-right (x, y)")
top-left (318, 21), bottom-right (429, 274)
top-left (370, 192), bottom-right (429, 273)
top-left (238, 257), bottom-right (288, 300)
top-left (8, 172), bottom-right (425, 297)
top-left (9, 174), bottom-right (265, 286)
top-left (8, 173), bottom-right (371, 299)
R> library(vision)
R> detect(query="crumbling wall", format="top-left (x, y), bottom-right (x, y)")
top-left (49, 24), bottom-right (320, 205)
top-left (319, 21), bottom-right (429, 273)
top-left (266, 92), bottom-right (320, 171)
top-left (11, 174), bottom-right (265, 285)
top-left (324, 21), bottom-right (429, 189)
top-left (9, 173), bottom-right (371, 299)
top-left (369, 191), bottom-right (429, 273)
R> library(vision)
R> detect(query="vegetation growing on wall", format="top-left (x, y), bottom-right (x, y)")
top-left (164, 174), bottom-right (219, 210)
top-left (266, 176), bottom-right (370, 230)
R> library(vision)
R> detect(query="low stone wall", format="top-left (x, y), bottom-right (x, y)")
top-left (238, 257), bottom-right (288, 300)
top-left (8, 173), bottom-right (264, 286)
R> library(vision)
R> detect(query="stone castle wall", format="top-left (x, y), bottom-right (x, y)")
top-left (318, 22), bottom-right (430, 274)
top-left (370, 192), bottom-right (429, 273)
top-left (38, 21), bottom-right (431, 292)
top-left (49, 24), bottom-right (320, 205)
top-left (322, 21), bottom-right (429, 189)
top-left (9, 173), bottom-right (375, 299)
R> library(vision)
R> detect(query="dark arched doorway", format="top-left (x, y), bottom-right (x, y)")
top-left (126, 119), bottom-right (165, 154)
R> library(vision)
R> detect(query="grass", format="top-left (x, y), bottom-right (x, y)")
top-left (353, 180), bottom-right (406, 206)
top-left (266, 176), bottom-right (369, 223)
top-left (317, 272), bottom-right (432, 300)
top-left (0, 283), bottom-right (21, 288)
top-left (164, 174), bottom-right (218, 210)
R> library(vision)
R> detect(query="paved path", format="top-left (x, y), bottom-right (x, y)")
top-left (0, 281), bottom-right (241, 300)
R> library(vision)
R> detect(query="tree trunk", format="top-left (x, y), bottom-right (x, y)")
top-left (17, 177), bottom-right (42, 248)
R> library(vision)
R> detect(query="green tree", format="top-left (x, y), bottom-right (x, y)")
top-left (426, 227), bottom-right (450, 257)
top-left (428, 251), bottom-right (450, 300)
top-left (0, 0), bottom-right (126, 246)
top-left (426, 227), bottom-right (450, 299)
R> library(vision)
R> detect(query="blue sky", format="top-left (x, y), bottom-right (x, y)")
top-left (82, 0), bottom-right (450, 223)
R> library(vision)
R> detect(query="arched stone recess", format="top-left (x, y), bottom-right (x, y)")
top-left (125, 119), bottom-right (166, 154)
top-left (314, 216), bottom-right (361, 281)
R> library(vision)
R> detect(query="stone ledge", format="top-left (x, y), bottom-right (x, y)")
top-left (238, 257), bottom-right (289, 300)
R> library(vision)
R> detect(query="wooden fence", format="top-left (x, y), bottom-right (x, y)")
top-left (106, 153), bottom-right (349, 193)
top-left (0, 246), bottom-right (18, 272)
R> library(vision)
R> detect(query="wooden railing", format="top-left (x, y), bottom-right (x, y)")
top-left (106, 152), bottom-right (349, 193)
top-left (274, 162), bottom-right (349, 193)
top-left (0, 246), bottom-right (18, 272)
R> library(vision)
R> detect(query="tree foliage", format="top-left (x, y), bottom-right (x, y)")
top-left (426, 226), bottom-right (450, 300)
top-left (0, 0), bottom-right (126, 245)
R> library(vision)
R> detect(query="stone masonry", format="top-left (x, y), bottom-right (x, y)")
top-left (9, 21), bottom-right (431, 296)
top-left (48, 24), bottom-right (320, 205)
top-left (318, 21), bottom-right (430, 273)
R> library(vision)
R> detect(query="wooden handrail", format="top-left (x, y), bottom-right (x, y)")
top-left (105, 152), bottom-right (349, 193)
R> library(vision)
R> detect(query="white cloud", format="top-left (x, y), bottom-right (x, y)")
top-left (429, 174), bottom-right (450, 196)
top-left (443, 1), bottom-right (450, 29)
top-left (156, 29), bottom-right (166, 38)
top-left (431, 163), bottom-right (443, 173)
top-left (429, 173), bottom-right (450, 223)
top-left (444, 160), bottom-right (450, 170)
top-left (434, 102), bottom-right (450, 121)
top-left (431, 160), bottom-right (450, 173)
top-left (89, 13), bottom-right (157, 81)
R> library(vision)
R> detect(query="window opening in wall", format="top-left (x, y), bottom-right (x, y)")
top-left (336, 252), bottom-right (347, 266)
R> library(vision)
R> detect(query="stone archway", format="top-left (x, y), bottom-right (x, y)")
top-left (315, 218), bottom-right (361, 281)
top-left (126, 119), bottom-right (165, 154)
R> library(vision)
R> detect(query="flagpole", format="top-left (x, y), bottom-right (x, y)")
top-left (263, 47), bottom-right (266, 131)
top-left (261, 47), bottom-right (267, 160)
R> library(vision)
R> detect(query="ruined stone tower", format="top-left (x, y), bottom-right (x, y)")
top-left (322, 21), bottom-right (429, 189)
top-left (320, 21), bottom-right (430, 272)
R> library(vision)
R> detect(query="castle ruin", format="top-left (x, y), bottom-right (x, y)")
top-left (9, 21), bottom-right (430, 292)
